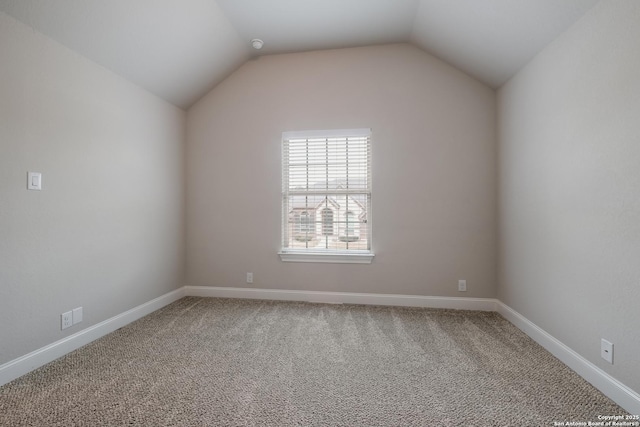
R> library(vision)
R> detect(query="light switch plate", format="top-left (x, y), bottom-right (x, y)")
top-left (72, 307), bottom-right (83, 325)
top-left (601, 339), bottom-right (613, 364)
top-left (28, 172), bottom-right (42, 190)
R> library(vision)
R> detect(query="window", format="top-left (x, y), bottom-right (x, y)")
top-left (299, 211), bottom-right (314, 233)
top-left (294, 210), bottom-right (315, 241)
top-left (321, 208), bottom-right (334, 236)
top-left (340, 211), bottom-right (359, 242)
top-left (280, 129), bottom-right (373, 264)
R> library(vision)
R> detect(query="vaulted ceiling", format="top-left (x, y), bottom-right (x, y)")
top-left (0, 0), bottom-right (599, 109)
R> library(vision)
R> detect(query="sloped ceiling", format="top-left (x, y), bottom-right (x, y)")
top-left (0, 0), bottom-right (599, 109)
top-left (216, 0), bottom-right (419, 54)
top-left (411, 0), bottom-right (600, 87)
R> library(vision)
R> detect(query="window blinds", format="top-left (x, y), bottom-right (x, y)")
top-left (282, 129), bottom-right (372, 253)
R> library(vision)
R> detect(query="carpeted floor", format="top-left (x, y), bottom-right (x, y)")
top-left (0, 297), bottom-right (628, 426)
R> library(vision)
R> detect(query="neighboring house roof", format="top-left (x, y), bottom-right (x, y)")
top-left (288, 180), bottom-right (367, 212)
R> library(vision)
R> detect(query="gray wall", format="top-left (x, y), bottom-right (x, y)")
top-left (187, 44), bottom-right (497, 298)
top-left (0, 12), bottom-right (186, 364)
top-left (498, 0), bottom-right (640, 393)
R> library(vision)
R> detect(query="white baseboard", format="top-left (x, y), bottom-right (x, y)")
top-left (496, 302), bottom-right (640, 415)
top-left (184, 286), bottom-right (498, 311)
top-left (0, 287), bottom-right (185, 387)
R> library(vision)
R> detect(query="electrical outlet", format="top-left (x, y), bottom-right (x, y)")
top-left (72, 307), bottom-right (83, 325)
top-left (61, 311), bottom-right (73, 330)
top-left (601, 339), bottom-right (614, 364)
top-left (458, 280), bottom-right (467, 292)
top-left (246, 272), bottom-right (253, 284)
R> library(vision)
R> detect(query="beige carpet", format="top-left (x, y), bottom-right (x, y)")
top-left (0, 297), bottom-right (627, 426)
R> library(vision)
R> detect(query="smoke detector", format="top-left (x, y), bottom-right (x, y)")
top-left (251, 39), bottom-right (264, 50)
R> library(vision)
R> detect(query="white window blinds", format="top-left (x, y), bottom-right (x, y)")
top-left (281, 129), bottom-right (372, 257)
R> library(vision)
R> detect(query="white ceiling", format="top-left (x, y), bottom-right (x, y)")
top-left (217, 0), bottom-right (419, 55)
top-left (0, 0), bottom-right (599, 109)
top-left (0, 0), bottom-right (250, 109)
top-left (411, 0), bottom-right (600, 87)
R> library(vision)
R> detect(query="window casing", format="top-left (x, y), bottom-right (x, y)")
top-left (279, 129), bottom-right (373, 264)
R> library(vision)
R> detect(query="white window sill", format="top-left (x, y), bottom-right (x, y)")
top-left (278, 251), bottom-right (374, 264)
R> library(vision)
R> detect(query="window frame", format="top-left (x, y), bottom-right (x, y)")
top-left (279, 128), bottom-right (374, 264)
